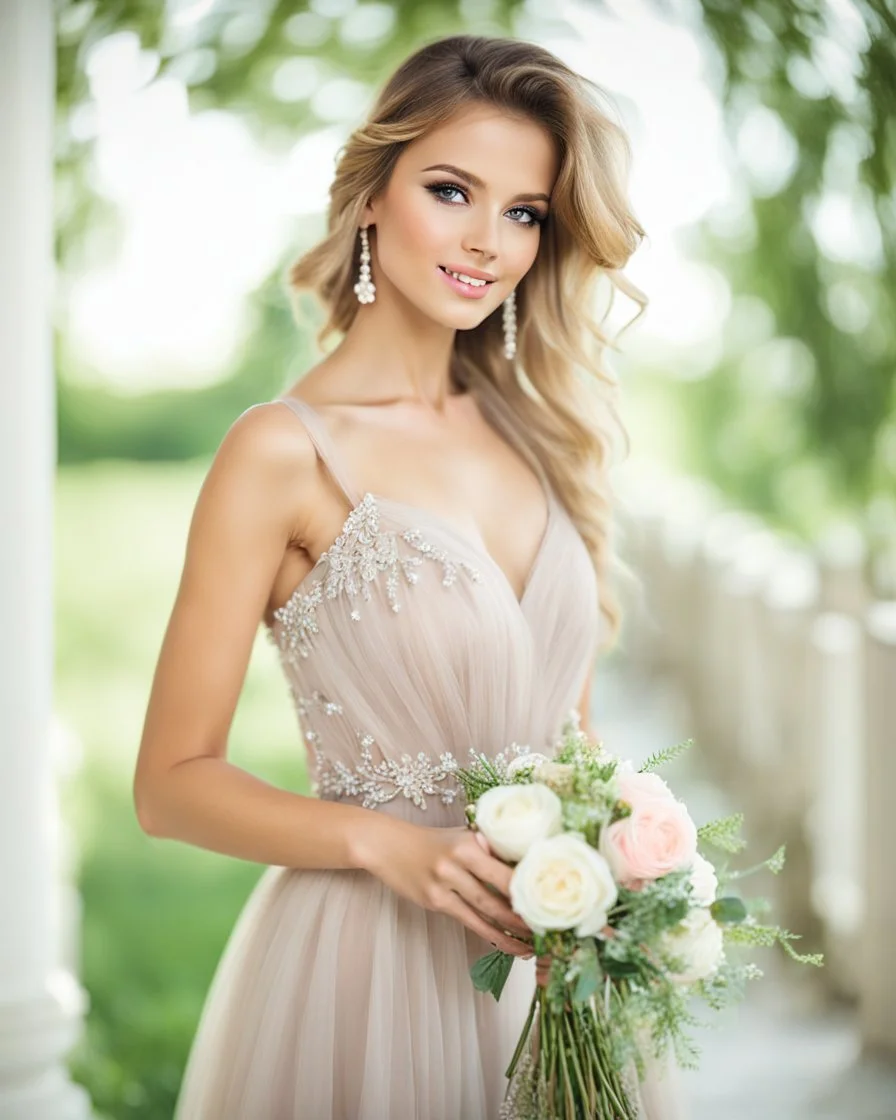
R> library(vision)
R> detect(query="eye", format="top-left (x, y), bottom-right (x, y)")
top-left (426, 182), bottom-right (468, 205)
top-left (425, 183), bottom-right (546, 229)
top-left (507, 206), bottom-right (546, 228)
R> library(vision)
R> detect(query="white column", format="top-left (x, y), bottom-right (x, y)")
top-left (804, 612), bottom-right (864, 998)
top-left (692, 511), bottom-right (764, 777)
top-left (860, 601), bottom-right (896, 1055)
top-left (816, 523), bottom-right (870, 617)
top-left (0, 1), bottom-right (92, 1116)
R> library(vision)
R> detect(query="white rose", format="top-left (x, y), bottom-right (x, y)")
top-left (689, 853), bottom-right (718, 906)
top-left (510, 833), bottom-right (619, 936)
top-left (505, 752), bottom-right (550, 779)
top-left (660, 908), bottom-right (724, 984)
top-left (475, 783), bottom-right (563, 863)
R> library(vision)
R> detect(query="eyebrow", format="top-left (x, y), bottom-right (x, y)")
top-left (420, 163), bottom-right (551, 205)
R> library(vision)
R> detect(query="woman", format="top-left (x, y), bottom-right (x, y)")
top-left (134, 33), bottom-right (680, 1119)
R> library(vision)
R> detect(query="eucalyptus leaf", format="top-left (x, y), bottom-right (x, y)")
top-left (573, 955), bottom-right (602, 1003)
top-left (469, 949), bottom-right (515, 1001)
top-left (711, 896), bottom-right (748, 924)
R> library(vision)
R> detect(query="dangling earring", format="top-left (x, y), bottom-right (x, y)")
top-left (353, 226), bottom-right (375, 304)
top-left (502, 288), bottom-right (517, 360)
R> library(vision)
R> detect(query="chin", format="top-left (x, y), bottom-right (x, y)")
top-left (432, 303), bottom-right (496, 330)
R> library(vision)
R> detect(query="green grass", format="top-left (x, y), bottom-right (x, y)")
top-left (56, 460), bottom-right (309, 1119)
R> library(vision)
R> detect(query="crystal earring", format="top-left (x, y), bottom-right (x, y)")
top-left (353, 226), bottom-right (375, 304)
top-left (502, 288), bottom-right (517, 360)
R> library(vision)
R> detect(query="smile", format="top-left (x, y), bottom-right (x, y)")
top-left (437, 265), bottom-right (495, 299)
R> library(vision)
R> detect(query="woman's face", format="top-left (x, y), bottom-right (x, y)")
top-left (362, 102), bottom-right (559, 330)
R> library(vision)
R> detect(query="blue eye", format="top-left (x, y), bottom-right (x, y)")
top-left (424, 182), bottom-right (545, 228)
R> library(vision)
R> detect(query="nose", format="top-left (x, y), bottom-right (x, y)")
top-left (460, 208), bottom-right (500, 262)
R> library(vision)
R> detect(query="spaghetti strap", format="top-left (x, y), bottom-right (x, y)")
top-left (274, 395), bottom-right (361, 507)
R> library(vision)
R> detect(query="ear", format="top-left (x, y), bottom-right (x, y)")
top-left (360, 199), bottom-right (376, 227)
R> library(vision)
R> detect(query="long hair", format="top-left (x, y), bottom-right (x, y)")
top-left (286, 34), bottom-right (647, 651)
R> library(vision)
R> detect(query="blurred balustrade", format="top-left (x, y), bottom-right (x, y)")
top-left (615, 464), bottom-right (896, 1059)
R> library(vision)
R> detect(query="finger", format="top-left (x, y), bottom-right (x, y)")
top-left (447, 867), bottom-right (533, 939)
top-left (462, 841), bottom-right (514, 898)
top-left (443, 895), bottom-right (534, 958)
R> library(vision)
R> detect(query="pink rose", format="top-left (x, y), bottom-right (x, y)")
top-left (600, 795), bottom-right (698, 888)
top-left (617, 770), bottom-right (675, 804)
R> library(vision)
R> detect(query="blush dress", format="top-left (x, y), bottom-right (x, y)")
top-left (172, 384), bottom-right (686, 1119)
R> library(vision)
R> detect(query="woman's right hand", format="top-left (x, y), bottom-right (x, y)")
top-left (358, 819), bottom-right (535, 958)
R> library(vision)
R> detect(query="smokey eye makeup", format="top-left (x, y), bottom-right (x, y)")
top-left (424, 182), bottom-right (548, 228)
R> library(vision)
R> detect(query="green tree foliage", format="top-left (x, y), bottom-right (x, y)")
top-left (666, 0), bottom-right (895, 561)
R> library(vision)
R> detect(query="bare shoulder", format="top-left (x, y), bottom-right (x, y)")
top-left (210, 399), bottom-right (322, 531)
top-left (223, 398), bottom-right (318, 475)
top-left (133, 399), bottom-right (324, 807)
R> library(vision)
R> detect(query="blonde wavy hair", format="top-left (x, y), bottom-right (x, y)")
top-left (286, 34), bottom-right (647, 651)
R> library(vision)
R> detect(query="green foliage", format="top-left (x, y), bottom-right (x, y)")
top-left (470, 948), bottom-right (515, 1000)
top-left (637, 738), bottom-right (694, 774)
top-left (609, 871), bottom-right (693, 954)
top-left (454, 750), bottom-right (509, 802)
top-left (710, 896), bottom-right (748, 924)
top-left (670, 0), bottom-right (896, 576)
top-left (696, 955), bottom-right (763, 1012)
top-left (724, 920), bottom-right (825, 967)
top-left (567, 941), bottom-right (602, 1004)
top-left (722, 843), bottom-right (787, 882)
top-left (697, 813), bottom-right (748, 854)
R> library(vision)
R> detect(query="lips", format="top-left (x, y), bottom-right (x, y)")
top-left (438, 265), bottom-right (494, 284)
top-left (437, 265), bottom-right (495, 300)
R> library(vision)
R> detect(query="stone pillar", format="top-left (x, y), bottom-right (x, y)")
top-left (0, 1), bottom-right (92, 1116)
top-left (754, 550), bottom-right (822, 944)
top-left (692, 511), bottom-right (763, 777)
top-left (860, 601), bottom-right (896, 1055)
top-left (804, 613), bottom-right (864, 998)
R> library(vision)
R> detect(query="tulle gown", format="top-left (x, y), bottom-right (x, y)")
top-left (172, 384), bottom-right (687, 1119)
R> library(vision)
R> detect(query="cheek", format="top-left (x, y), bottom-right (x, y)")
top-left (378, 194), bottom-right (445, 269)
top-left (505, 230), bottom-right (542, 283)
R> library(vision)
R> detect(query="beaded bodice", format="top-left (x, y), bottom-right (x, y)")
top-left (263, 393), bottom-right (600, 825)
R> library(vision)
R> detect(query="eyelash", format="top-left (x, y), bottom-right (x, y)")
top-left (425, 182), bottom-right (546, 228)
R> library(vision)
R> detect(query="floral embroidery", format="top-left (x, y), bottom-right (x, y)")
top-left (268, 584), bottom-right (323, 666)
top-left (268, 493), bottom-right (481, 664)
top-left (297, 698), bottom-right (537, 811)
top-left (290, 690), bottom-right (459, 811)
top-left (316, 734), bottom-right (462, 811)
top-left (296, 690), bottom-right (345, 718)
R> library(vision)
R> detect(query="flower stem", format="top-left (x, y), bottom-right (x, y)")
top-left (505, 993), bottom-right (538, 1080)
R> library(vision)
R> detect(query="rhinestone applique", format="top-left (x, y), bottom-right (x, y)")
top-left (292, 681), bottom-right (547, 813)
top-left (269, 493), bottom-right (482, 664)
top-left (293, 691), bottom-right (461, 811)
top-left (296, 690), bottom-right (345, 718)
top-left (316, 732), bottom-right (461, 811)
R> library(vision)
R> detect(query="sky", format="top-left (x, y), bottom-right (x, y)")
top-left (62, 0), bottom-right (868, 393)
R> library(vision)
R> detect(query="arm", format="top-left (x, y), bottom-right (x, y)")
top-left (132, 402), bottom-right (533, 956)
top-left (132, 401), bottom-right (374, 869)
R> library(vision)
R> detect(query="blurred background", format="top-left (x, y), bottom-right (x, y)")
top-left (2, 0), bottom-right (895, 1117)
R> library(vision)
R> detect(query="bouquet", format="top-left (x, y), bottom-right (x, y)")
top-left (456, 715), bottom-right (823, 1120)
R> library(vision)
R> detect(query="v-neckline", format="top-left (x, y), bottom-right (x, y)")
top-left (271, 393), bottom-right (556, 618)
top-left (269, 489), bottom-right (555, 630)
top-left (370, 488), bottom-right (555, 611)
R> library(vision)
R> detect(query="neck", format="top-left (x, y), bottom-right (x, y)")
top-left (334, 286), bottom-right (466, 414)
